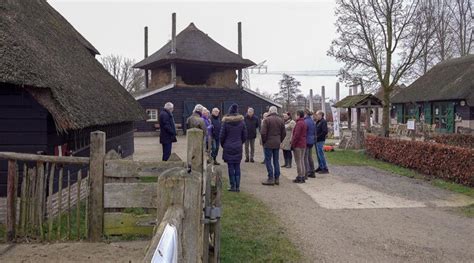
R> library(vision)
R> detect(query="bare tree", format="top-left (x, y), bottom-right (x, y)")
top-left (449, 0), bottom-right (473, 56)
top-left (433, 0), bottom-right (455, 61)
top-left (100, 54), bottom-right (145, 93)
top-left (329, 0), bottom-right (434, 136)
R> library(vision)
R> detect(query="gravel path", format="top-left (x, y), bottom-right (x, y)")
top-left (238, 146), bottom-right (474, 262)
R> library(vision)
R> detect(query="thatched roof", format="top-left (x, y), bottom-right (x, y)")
top-left (333, 94), bottom-right (383, 108)
top-left (392, 55), bottom-right (474, 106)
top-left (134, 23), bottom-right (255, 69)
top-left (0, 0), bottom-right (145, 131)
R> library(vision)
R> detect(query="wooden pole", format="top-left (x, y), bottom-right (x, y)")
top-left (76, 169), bottom-right (82, 240)
top-left (19, 164), bottom-right (27, 236)
top-left (238, 22), bottom-right (243, 89)
top-left (321, 86), bottom-right (326, 115)
top-left (187, 128), bottom-right (204, 174)
top-left (88, 131), bottom-right (106, 241)
top-left (48, 163), bottom-right (55, 241)
top-left (57, 167), bottom-right (63, 239)
top-left (356, 108), bottom-right (361, 149)
top-left (171, 13), bottom-right (177, 85)
top-left (6, 160), bottom-right (17, 241)
top-left (67, 170), bottom-right (71, 240)
top-left (144, 26), bottom-right (149, 89)
top-left (348, 107), bottom-right (352, 130)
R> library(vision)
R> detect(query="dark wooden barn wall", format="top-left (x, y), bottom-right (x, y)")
top-left (0, 84), bottom-right (136, 196)
top-left (135, 87), bottom-right (277, 132)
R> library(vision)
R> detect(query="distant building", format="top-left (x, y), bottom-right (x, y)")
top-left (133, 21), bottom-right (280, 134)
top-left (391, 56), bottom-right (474, 133)
top-left (0, 1), bottom-right (145, 194)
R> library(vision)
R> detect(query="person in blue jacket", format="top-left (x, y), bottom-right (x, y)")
top-left (159, 102), bottom-right (177, 161)
top-left (303, 109), bottom-right (316, 179)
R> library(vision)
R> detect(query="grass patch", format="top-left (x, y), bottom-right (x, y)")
top-left (221, 181), bottom-right (303, 262)
top-left (139, 176), bottom-right (158, 183)
top-left (458, 204), bottom-right (474, 218)
top-left (325, 150), bottom-right (474, 197)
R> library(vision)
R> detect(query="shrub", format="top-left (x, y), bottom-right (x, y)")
top-left (432, 134), bottom-right (474, 149)
top-left (365, 135), bottom-right (474, 187)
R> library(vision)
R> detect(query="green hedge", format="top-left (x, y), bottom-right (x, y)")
top-left (366, 135), bottom-right (474, 187)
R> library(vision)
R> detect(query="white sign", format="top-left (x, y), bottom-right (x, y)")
top-left (407, 119), bottom-right (416, 130)
top-left (331, 106), bottom-right (340, 138)
top-left (152, 223), bottom-right (178, 263)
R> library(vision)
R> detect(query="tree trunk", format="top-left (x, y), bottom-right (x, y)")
top-left (382, 84), bottom-right (391, 137)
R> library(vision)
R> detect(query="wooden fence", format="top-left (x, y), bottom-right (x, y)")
top-left (1, 129), bottom-right (222, 262)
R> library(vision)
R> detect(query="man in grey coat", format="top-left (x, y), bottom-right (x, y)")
top-left (261, 106), bottom-right (286, 186)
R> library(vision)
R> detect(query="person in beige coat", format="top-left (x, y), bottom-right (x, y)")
top-left (280, 112), bottom-right (296, 168)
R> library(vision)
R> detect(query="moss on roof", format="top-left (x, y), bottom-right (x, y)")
top-left (334, 94), bottom-right (382, 108)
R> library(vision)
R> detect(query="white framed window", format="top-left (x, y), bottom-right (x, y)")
top-left (146, 109), bottom-right (158, 122)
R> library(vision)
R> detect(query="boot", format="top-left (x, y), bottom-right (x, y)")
top-left (292, 176), bottom-right (305, 183)
top-left (286, 157), bottom-right (292, 168)
top-left (275, 178), bottom-right (280, 185)
top-left (281, 158), bottom-right (288, 168)
top-left (308, 172), bottom-right (316, 178)
top-left (245, 157), bottom-right (249, 163)
top-left (213, 159), bottom-right (221, 165)
top-left (250, 158), bottom-right (255, 163)
top-left (261, 178), bottom-right (275, 186)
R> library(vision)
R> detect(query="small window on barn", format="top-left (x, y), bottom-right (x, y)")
top-left (146, 109), bottom-right (158, 122)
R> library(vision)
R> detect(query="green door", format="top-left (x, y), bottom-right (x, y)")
top-left (396, 104), bottom-right (404, 123)
top-left (446, 103), bottom-right (454, 133)
top-left (423, 102), bottom-right (432, 124)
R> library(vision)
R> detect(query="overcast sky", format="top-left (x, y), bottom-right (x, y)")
top-left (49, 0), bottom-right (340, 72)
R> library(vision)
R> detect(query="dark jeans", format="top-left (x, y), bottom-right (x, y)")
top-left (245, 138), bottom-right (255, 159)
top-left (227, 162), bottom-right (241, 190)
top-left (304, 144), bottom-right (315, 175)
top-left (211, 138), bottom-right (219, 160)
top-left (264, 148), bottom-right (280, 179)
top-left (316, 141), bottom-right (328, 170)
top-left (162, 143), bottom-right (172, 161)
top-left (282, 149), bottom-right (292, 164)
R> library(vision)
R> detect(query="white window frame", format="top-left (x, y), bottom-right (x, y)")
top-left (146, 109), bottom-right (158, 122)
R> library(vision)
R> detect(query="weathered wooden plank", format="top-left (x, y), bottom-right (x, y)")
top-left (6, 160), bottom-right (17, 241)
top-left (88, 131), bottom-right (106, 242)
top-left (104, 159), bottom-right (185, 178)
top-left (84, 172), bottom-right (89, 239)
top-left (37, 161), bottom-right (45, 241)
top-left (182, 169), bottom-right (203, 262)
top-left (48, 163), bottom-right (55, 241)
top-left (27, 168), bottom-right (36, 236)
top-left (76, 169), bottom-right (82, 240)
top-left (20, 164), bottom-right (28, 235)
top-left (104, 212), bottom-right (155, 236)
top-left (0, 152), bottom-right (90, 164)
top-left (67, 170), bottom-right (71, 240)
top-left (57, 167), bottom-right (63, 239)
top-left (104, 183), bottom-right (157, 208)
top-left (143, 206), bottom-right (184, 263)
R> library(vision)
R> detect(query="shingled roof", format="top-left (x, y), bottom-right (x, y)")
top-left (333, 94), bottom-right (383, 108)
top-left (392, 55), bottom-right (474, 106)
top-left (0, 0), bottom-right (145, 132)
top-left (134, 23), bottom-right (255, 69)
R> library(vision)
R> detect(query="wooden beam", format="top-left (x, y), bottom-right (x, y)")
top-left (88, 131), bottom-right (106, 242)
top-left (104, 212), bottom-right (156, 236)
top-left (6, 160), bottom-right (17, 241)
top-left (104, 183), bottom-right (157, 208)
top-left (104, 159), bottom-right (185, 178)
top-left (356, 108), bottom-right (361, 149)
top-left (187, 128), bottom-right (203, 173)
top-left (0, 152), bottom-right (89, 164)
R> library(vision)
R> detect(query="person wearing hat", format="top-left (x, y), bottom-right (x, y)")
top-left (186, 104), bottom-right (207, 137)
top-left (220, 104), bottom-right (247, 192)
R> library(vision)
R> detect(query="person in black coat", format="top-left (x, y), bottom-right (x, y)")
top-left (315, 110), bottom-right (329, 173)
top-left (244, 107), bottom-right (259, 162)
top-left (159, 102), bottom-right (177, 161)
top-left (210, 107), bottom-right (222, 165)
top-left (220, 104), bottom-right (247, 192)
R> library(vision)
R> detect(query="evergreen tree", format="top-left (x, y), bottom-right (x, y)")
top-left (274, 74), bottom-right (302, 111)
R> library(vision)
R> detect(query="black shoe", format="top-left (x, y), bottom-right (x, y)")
top-left (281, 164), bottom-right (287, 168)
top-left (262, 178), bottom-right (275, 186)
top-left (207, 159), bottom-right (212, 164)
top-left (236, 188), bottom-right (241, 192)
top-left (227, 187), bottom-right (237, 192)
top-left (213, 160), bottom-right (221, 165)
top-left (285, 164), bottom-right (292, 168)
top-left (275, 178), bottom-right (280, 185)
top-left (250, 158), bottom-right (255, 163)
top-left (318, 169), bottom-right (329, 174)
top-left (315, 167), bottom-right (322, 172)
top-left (245, 158), bottom-right (249, 163)
top-left (292, 177), bottom-right (305, 183)
top-left (308, 172), bottom-right (316, 178)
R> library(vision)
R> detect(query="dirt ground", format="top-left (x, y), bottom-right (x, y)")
top-left (2, 136), bottom-right (473, 262)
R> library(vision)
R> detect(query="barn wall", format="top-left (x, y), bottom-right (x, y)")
top-left (135, 86), bottom-right (278, 132)
top-left (0, 84), bottom-right (49, 196)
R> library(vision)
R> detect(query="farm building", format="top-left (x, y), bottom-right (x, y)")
top-left (391, 56), bottom-right (474, 133)
top-left (133, 17), bottom-right (280, 134)
top-left (0, 0), bottom-right (145, 195)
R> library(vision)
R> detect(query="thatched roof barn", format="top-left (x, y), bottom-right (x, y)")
top-left (391, 56), bottom-right (474, 133)
top-left (0, 0), bottom-right (145, 195)
top-left (0, 0), bottom-right (145, 132)
top-left (133, 16), bottom-right (280, 134)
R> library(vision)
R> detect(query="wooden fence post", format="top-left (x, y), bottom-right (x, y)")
top-left (6, 160), bottom-right (17, 241)
top-left (88, 131), bottom-right (106, 241)
top-left (187, 128), bottom-right (203, 174)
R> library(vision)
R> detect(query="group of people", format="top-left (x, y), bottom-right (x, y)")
top-left (158, 101), bottom-right (329, 192)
